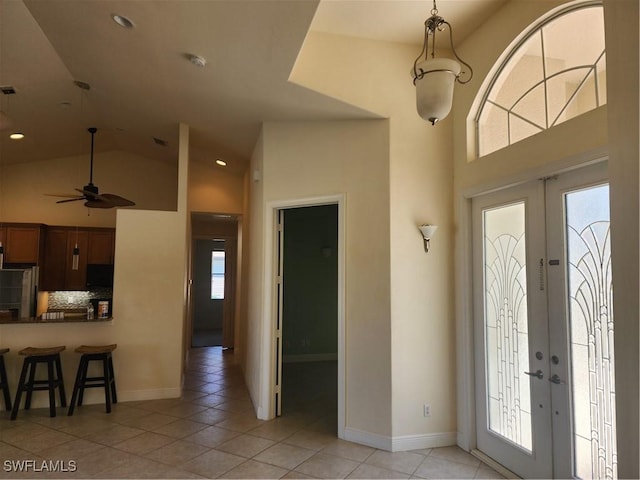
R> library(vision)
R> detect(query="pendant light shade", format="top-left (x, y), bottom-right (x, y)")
top-left (413, 58), bottom-right (461, 125)
top-left (411, 0), bottom-right (472, 125)
top-left (72, 243), bottom-right (80, 270)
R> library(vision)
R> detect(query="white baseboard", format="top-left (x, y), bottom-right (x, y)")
top-left (343, 427), bottom-right (457, 452)
top-left (343, 427), bottom-right (392, 451)
top-left (117, 387), bottom-right (182, 402)
top-left (392, 431), bottom-right (457, 451)
top-left (283, 353), bottom-right (338, 363)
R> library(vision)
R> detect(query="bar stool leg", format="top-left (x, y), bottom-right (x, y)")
top-left (102, 356), bottom-right (112, 413)
top-left (55, 354), bottom-right (67, 407)
top-left (108, 354), bottom-right (118, 404)
top-left (77, 358), bottom-right (88, 407)
top-left (11, 360), bottom-right (31, 420)
top-left (47, 359), bottom-right (56, 417)
top-left (0, 355), bottom-right (11, 411)
top-left (68, 356), bottom-right (86, 416)
top-left (24, 359), bottom-right (36, 410)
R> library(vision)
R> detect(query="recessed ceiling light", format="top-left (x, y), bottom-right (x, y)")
top-left (215, 159), bottom-right (227, 166)
top-left (112, 14), bottom-right (135, 29)
top-left (10, 132), bottom-right (24, 140)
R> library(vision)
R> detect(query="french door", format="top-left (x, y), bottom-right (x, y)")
top-left (473, 163), bottom-right (617, 479)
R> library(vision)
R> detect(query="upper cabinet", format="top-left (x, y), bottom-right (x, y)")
top-left (87, 230), bottom-right (115, 264)
top-left (41, 226), bottom-right (115, 291)
top-left (42, 228), bottom-right (90, 291)
top-left (0, 223), bottom-right (115, 291)
top-left (0, 224), bottom-right (45, 265)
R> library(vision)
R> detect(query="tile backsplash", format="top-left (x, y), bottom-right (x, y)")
top-left (47, 288), bottom-right (113, 310)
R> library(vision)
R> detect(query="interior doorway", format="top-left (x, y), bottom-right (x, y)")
top-left (190, 213), bottom-right (238, 350)
top-left (274, 204), bottom-right (339, 424)
top-left (192, 239), bottom-right (225, 347)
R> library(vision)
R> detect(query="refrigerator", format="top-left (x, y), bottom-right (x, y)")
top-left (0, 267), bottom-right (39, 319)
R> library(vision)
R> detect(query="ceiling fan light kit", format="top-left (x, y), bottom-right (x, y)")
top-left (48, 127), bottom-right (136, 209)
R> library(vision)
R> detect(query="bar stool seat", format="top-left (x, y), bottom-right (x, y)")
top-left (0, 348), bottom-right (11, 411)
top-left (68, 344), bottom-right (117, 415)
top-left (11, 346), bottom-right (66, 420)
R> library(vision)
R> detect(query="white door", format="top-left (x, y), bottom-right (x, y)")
top-left (473, 163), bottom-right (617, 479)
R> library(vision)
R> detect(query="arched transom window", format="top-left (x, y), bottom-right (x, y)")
top-left (476, 2), bottom-right (606, 158)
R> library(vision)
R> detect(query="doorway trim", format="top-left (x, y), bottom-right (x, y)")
top-left (455, 147), bottom-right (609, 466)
top-left (260, 194), bottom-right (346, 439)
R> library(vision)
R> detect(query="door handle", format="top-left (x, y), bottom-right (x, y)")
top-left (524, 370), bottom-right (543, 379)
top-left (549, 374), bottom-right (566, 385)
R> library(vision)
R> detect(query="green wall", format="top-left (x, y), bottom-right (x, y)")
top-left (282, 204), bottom-right (338, 358)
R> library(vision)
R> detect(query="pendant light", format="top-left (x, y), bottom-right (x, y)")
top-left (72, 227), bottom-right (80, 270)
top-left (411, 0), bottom-right (473, 125)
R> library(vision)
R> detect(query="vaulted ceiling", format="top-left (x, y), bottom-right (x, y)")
top-left (0, 0), bottom-right (505, 175)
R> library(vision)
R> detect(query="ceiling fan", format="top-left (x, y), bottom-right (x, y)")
top-left (48, 127), bottom-right (136, 209)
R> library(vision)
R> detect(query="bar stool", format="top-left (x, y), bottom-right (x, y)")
top-left (11, 346), bottom-right (66, 420)
top-left (0, 348), bottom-right (11, 411)
top-left (68, 344), bottom-right (117, 415)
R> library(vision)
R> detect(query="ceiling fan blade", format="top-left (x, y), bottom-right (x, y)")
top-left (56, 197), bottom-right (85, 204)
top-left (45, 193), bottom-right (82, 198)
top-left (84, 199), bottom-right (114, 209)
top-left (101, 193), bottom-right (136, 207)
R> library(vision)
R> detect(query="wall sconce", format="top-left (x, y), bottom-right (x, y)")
top-left (418, 224), bottom-right (438, 252)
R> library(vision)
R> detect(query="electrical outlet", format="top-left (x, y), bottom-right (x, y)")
top-left (423, 404), bottom-right (431, 417)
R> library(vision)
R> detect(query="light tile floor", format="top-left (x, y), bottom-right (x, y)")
top-left (0, 347), bottom-right (505, 479)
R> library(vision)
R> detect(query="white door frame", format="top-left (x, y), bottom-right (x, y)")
top-left (260, 194), bottom-right (346, 438)
top-left (455, 149), bottom-right (608, 469)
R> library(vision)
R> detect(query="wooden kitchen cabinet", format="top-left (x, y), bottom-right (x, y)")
top-left (88, 229), bottom-right (115, 264)
top-left (41, 228), bottom-right (89, 291)
top-left (0, 224), bottom-right (45, 265)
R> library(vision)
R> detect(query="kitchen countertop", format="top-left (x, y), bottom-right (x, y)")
top-left (0, 315), bottom-right (112, 324)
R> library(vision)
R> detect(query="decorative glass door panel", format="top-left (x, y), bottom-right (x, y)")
top-left (474, 162), bottom-right (616, 479)
top-left (483, 202), bottom-right (532, 451)
top-left (473, 182), bottom-right (551, 478)
top-left (547, 177), bottom-right (617, 479)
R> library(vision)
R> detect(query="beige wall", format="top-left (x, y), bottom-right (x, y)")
top-left (256, 119), bottom-right (393, 438)
top-left (0, 125), bottom-right (190, 406)
top-left (1, 151), bottom-right (177, 227)
top-left (245, 119), bottom-right (394, 436)
top-left (245, 128), bottom-right (266, 415)
top-left (188, 159), bottom-right (244, 215)
top-left (292, 33), bottom-right (456, 446)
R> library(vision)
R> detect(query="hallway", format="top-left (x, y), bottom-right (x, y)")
top-left (0, 347), bottom-right (503, 478)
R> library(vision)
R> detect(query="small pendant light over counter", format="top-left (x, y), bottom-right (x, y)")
top-left (72, 227), bottom-right (80, 270)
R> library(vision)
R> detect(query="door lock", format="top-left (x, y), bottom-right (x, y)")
top-left (524, 370), bottom-right (544, 379)
top-left (549, 374), bottom-right (566, 385)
